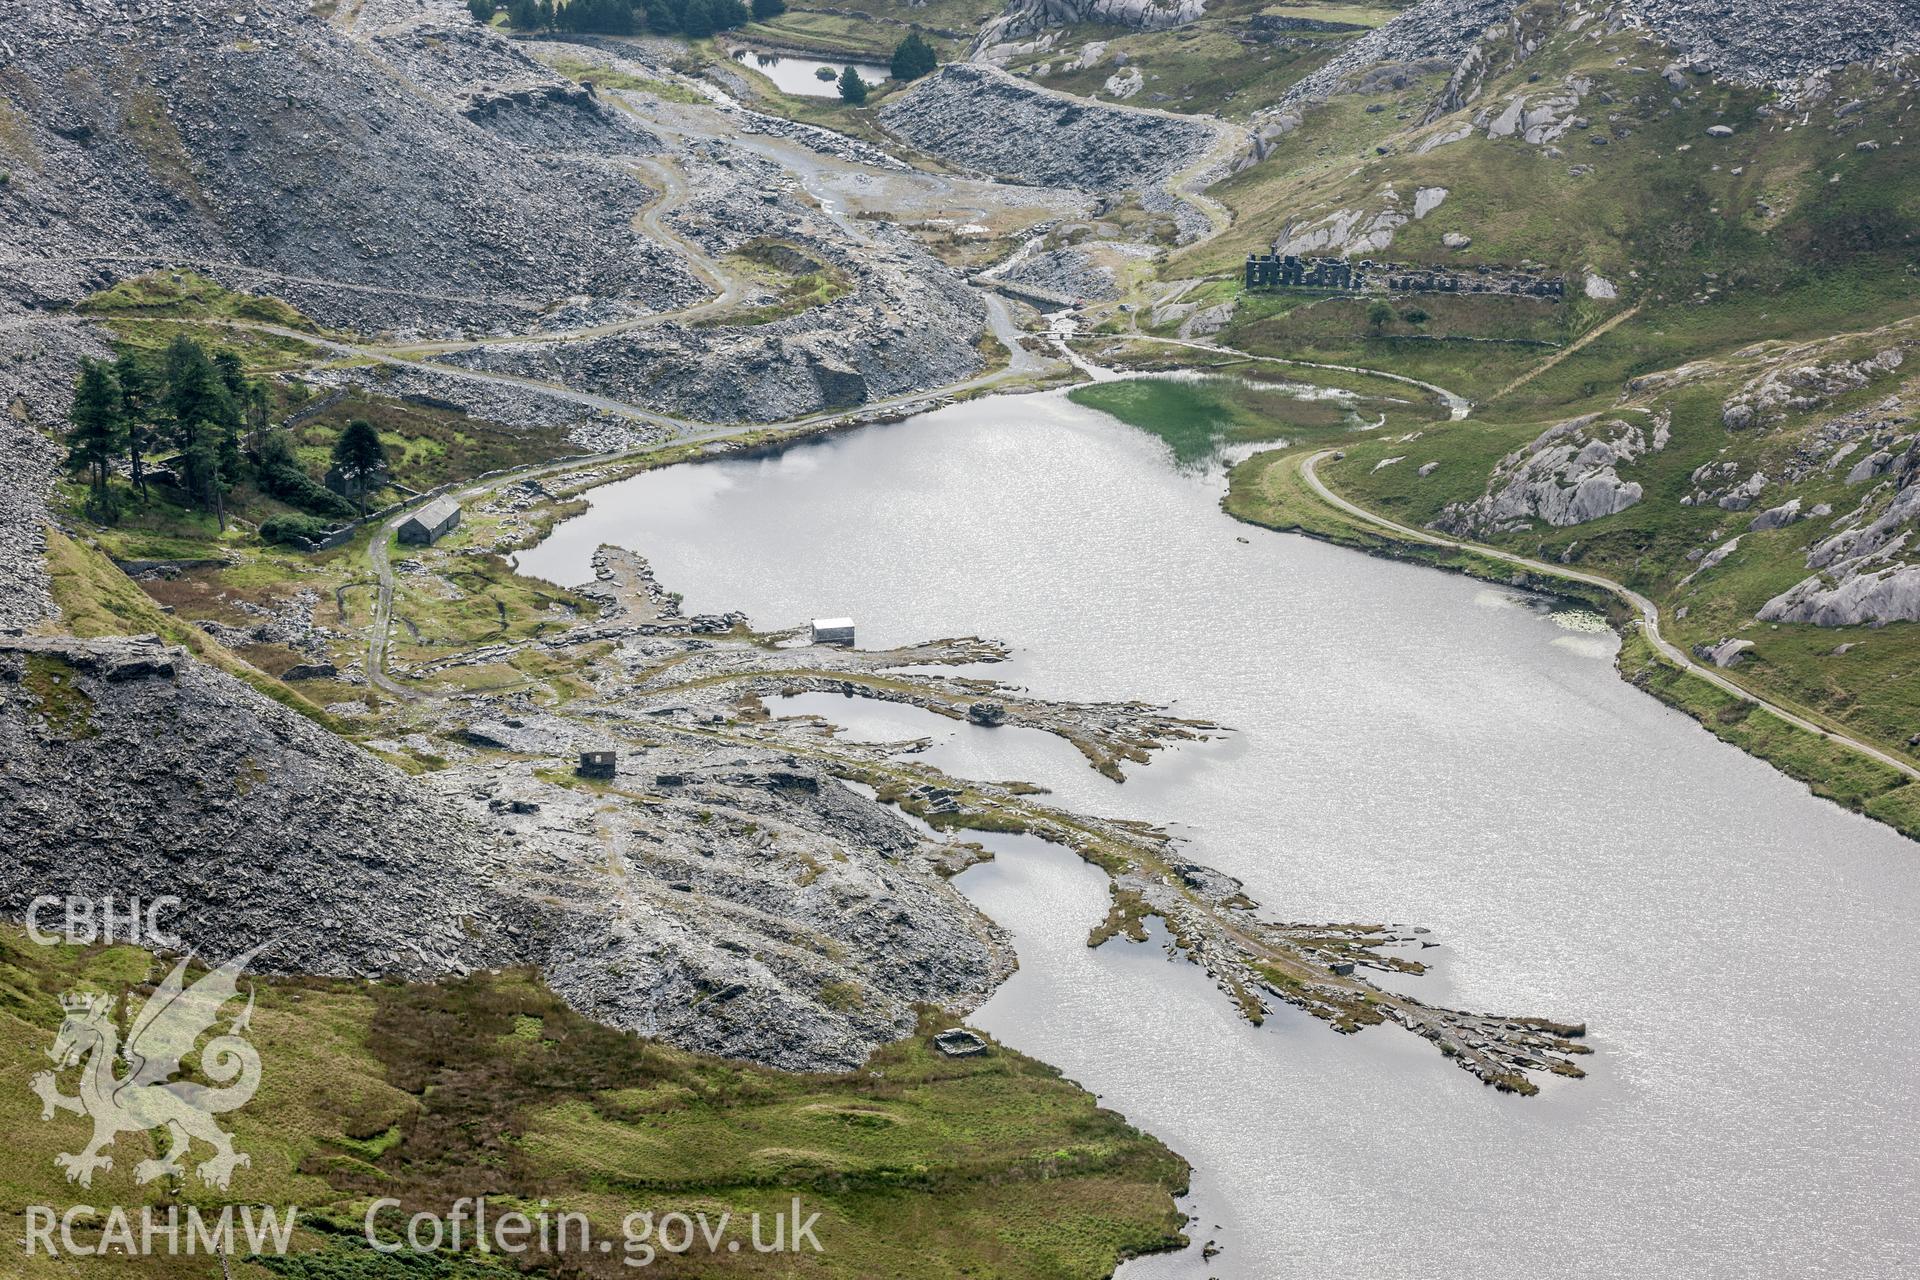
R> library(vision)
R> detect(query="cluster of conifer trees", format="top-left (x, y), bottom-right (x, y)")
top-left (63, 338), bottom-right (390, 540)
top-left (63, 337), bottom-right (272, 529)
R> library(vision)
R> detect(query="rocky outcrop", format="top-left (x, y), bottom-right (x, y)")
top-left (1432, 412), bottom-right (1669, 536)
top-left (434, 141), bottom-right (986, 423)
top-left (879, 64), bottom-right (1218, 196)
top-left (1760, 563), bottom-right (1920, 627)
top-left (1720, 347), bottom-right (1907, 431)
top-left (1284, 0), bottom-right (1919, 109)
top-left (1759, 440), bottom-right (1920, 626)
top-left (1748, 498), bottom-right (1805, 531)
top-left (1695, 637), bottom-right (1755, 667)
top-left (0, 636), bottom-right (523, 978)
top-left (0, 0), bottom-right (702, 334)
top-left (974, 0), bottom-right (1206, 53)
top-left (1679, 459), bottom-right (1770, 510)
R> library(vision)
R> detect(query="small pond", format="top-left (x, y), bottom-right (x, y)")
top-left (729, 46), bottom-right (888, 97)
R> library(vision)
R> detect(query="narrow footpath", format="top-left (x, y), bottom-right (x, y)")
top-left (1299, 449), bottom-right (1920, 784)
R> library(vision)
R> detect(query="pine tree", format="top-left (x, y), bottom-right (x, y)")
top-left (179, 418), bottom-right (227, 532)
top-left (64, 360), bottom-right (126, 522)
top-left (837, 64), bottom-right (867, 105)
top-left (330, 418), bottom-right (389, 517)
top-left (161, 336), bottom-right (236, 456)
top-left (213, 349), bottom-right (248, 403)
top-left (112, 350), bottom-right (158, 497)
top-left (242, 378), bottom-right (271, 457)
top-left (890, 32), bottom-right (936, 81)
top-left (258, 428), bottom-right (300, 475)
top-left (680, 0), bottom-right (715, 38)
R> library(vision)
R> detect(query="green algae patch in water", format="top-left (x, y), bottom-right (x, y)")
top-left (1069, 375), bottom-right (1355, 468)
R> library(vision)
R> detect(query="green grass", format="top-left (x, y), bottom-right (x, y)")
top-left (389, 546), bottom-right (589, 660)
top-left (0, 928), bottom-right (1189, 1278)
top-left (994, 0), bottom-right (1391, 118)
top-left (1221, 290), bottom-right (1579, 396)
top-left (1221, 446), bottom-right (1620, 617)
top-left (1069, 373), bottom-right (1362, 466)
top-left (21, 653), bottom-right (99, 738)
top-left (745, 2), bottom-right (990, 60)
top-left (546, 56), bottom-right (707, 104)
top-left (1168, 17), bottom-right (1920, 400)
top-left (81, 270), bottom-right (319, 333)
top-left (1616, 630), bottom-right (1920, 835)
top-left (694, 239), bottom-right (851, 328)
top-left (41, 525), bottom-right (349, 733)
top-left (289, 388), bottom-right (574, 497)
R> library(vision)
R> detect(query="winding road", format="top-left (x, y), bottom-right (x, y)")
top-left (1298, 449), bottom-right (1920, 784)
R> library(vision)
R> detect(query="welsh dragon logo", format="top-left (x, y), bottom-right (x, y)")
top-left (31, 946), bottom-right (265, 1190)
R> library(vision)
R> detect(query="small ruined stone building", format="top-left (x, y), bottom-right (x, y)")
top-left (577, 750), bottom-right (617, 780)
top-left (397, 497), bottom-right (461, 546)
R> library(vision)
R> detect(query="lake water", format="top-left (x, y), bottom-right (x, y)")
top-left (515, 391), bottom-right (1920, 1278)
top-left (729, 46), bottom-right (887, 98)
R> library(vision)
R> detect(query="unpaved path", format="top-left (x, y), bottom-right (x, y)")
top-left (1298, 449), bottom-right (1920, 784)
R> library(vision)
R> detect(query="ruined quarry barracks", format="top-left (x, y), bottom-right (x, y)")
top-left (1244, 252), bottom-right (1566, 299)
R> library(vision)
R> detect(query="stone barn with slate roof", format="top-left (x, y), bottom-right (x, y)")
top-left (397, 497), bottom-right (462, 546)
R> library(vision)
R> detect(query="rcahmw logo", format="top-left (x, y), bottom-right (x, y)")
top-left (33, 944), bottom-right (264, 1189)
top-left (21, 928), bottom-right (298, 1260)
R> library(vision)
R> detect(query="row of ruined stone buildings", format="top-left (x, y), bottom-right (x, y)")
top-left (1244, 253), bottom-right (1566, 299)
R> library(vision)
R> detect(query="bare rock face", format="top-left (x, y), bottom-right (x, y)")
top-left (1695, 637), bottom-right (1756, 668)
top-left (1759, 441), bottom-right (1920, 626)
top-left (879, 64), bottom-right (1219, 197)
top-left (975, 0), bottom-right (1206, 52)
top-left (1748, 498), bottom-right (1805, 531)
top-left (0, 0), bottom-right (702, 334)
top-left (1276, 201), bottom-right (1409, 257)
top-left (1283, 0), bottom-right (1919, 108)
top-left (1431, 412), bottom-right (1669, 536)
top-left (1760, 564), bottom-right (1920, 628)
top-left (1720, 347), bottom-right (1907, 432)
top-left (0, 637), bottom-right (523, 979)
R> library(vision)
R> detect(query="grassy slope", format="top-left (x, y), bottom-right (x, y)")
top-left (1066, 368), bottom-right (1410, 465)
top-left (0, 927), bottom-right (1186, 1279)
